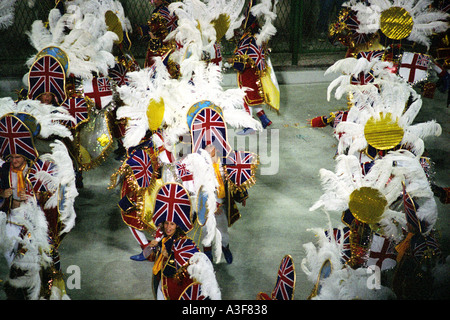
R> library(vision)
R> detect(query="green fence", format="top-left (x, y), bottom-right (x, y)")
top-left (0, 0), bottom-right (346, 96)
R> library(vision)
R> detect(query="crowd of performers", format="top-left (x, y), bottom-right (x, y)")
top-left (0, 0), bottom-right (281, 300)
top-left (0, 0), bottom-right (448, 301)
top-left (303, 0), bottom-right (449, 299)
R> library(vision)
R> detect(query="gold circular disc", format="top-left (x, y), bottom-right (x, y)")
top-left (364, 112), bottom-right (404, 150)
top-left (348, 187), bottom-right (387, 224)
top-left (147, 98), bottom-right (165, 131)
top-left (380, 7), bottom-right (413, 40)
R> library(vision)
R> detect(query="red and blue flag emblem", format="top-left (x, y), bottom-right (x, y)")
top-left (0, 115), bottom-right (38, 161)
top-left (158, 6), bottom-right (178, 33)
top-left (191, 107), bottom-right (231, 158)
top-left (28, 55), bottom-right (66, 104)
top-left (126, 149), bottom-right (155, 188)
top-left (172, 237), bottom-right (199, 268)
top-left (235, 34), bottom-right (266, 71)
top-left (61, 97), bottom-right (88, 128)
top-left (225, 151), bottom-right (256, 188)
top-left (402, 183), bottom-right (422, 233)
top-left (108, 62), bottom-right (129, 86)
top-left (83, 76), bottom-right (113, 110)
top-left (153, 183), bottom-right (192, 232)
top-left (326, 227), bottom-right (351, 263)
top-left (28, 159), bottom-right (57, 193)
top-left (179, 283), bottom-right (207, 300)
top-left (272, 255), bottom-right (295, 300)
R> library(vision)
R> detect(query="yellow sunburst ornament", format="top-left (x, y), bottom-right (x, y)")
top-left (380, 6), bottom-right (413, 40)
top-left (348, 187), bottom-right (387, 224)
top-left (364, 112), bottom-right (404, 150)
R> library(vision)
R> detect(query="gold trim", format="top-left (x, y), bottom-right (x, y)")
top-left (307, 259), bottom-right (332, 300)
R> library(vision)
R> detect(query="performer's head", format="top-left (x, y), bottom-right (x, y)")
top-left (150, 0), bottom-right (165, 7)
top-left (9, 154), bottom-right (26, 169)
top-left (163, 220), bottom-right (185, 238)
top-left (38, 92), bottom-right (57, 105)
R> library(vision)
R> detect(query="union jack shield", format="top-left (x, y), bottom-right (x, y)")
top-left (172, 237), bottom-right (199, 268)
top-left (179, 283), bottom-right (207, 300)
top-left (0, 115), bottom-right (38, 161)
top-left (272, 255), bottom-right (295, 300)
top-left (152, 183), bottom-right (192, 232)
top-left (83, 76), bottom-right (113, 110)
top-left (108, 62), bottom-right (129, 86)
top-left (28, 55), bottom-right (66, 104)
top-left (60, 97), bottom-right (89, 128)
top-left (398, 52), bottom-right (431, 84)
top-left (225, 151), bottom-right (257, 189)
top-left (235, 34), bottom-right (266, 71)
top-left (28, 159), bottom-right (57, 193)
top-left (191, 107), bottom-right (231, 158)
top-left (356, 50), bottom-right (385, 61)
top-left (325, 227), bottom-right (351, 263)
top-left (126, 149), bottom-right (156, 188)
top-left (176, 162), bottom-right (193, 182)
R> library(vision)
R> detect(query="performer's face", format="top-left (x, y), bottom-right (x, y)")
top-left (10, 154), bottom-right (25, 169)
top-left (164, 221), bottom-right (177, 236)
top-left (39, 92), bottom-right (53, 105)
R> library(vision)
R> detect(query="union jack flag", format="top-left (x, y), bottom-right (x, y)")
top-left (191, 108), bottom-right (231, 157)
top-left (60, 97), bottom-right (88, 128)
top-left (28, 55), bottom-right (66, 104)
top-left (191, 108), bottom-right (231, 158)
top-left (402, 183), bottom-right (422, 233)
top-left (356, 50), bottom-right (385, 61)
top-left (0, 115), bottom-right (38, 161)
top-left (272, 255), bottom-right (295, 300)
top-left (28, 159), bottom-right (57, 193)
top-left (172, 237), bottom-right (199, 268)
top-left (176, 162), bottom-right (193, 182)
top-left (235, 34), bottom-right (266, 71)
top-left (153, 183), bottom-right (192, 232)
top-left (157, 6), bottom-right (178, 33)
top-left (345, 12), bottom-right (369, 45)
top-left (108, 62), bottom-right (129, 86)
top-left (83, 76), bottom-right (113, 110)
top-left (351, 70), bottom-right (375, 85)
top-left (225, 151), bottom-right (256, 187)
top-left (411, 233), bottom-right (441, 261)
top-left (126, 149), bottom-right (155, 188)
top-left (179, 283), bottom-right (207, 300)
top-left (325, 227), bottom-right (351, 263)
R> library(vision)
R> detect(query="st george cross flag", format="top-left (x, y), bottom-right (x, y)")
top-left (272, 255), bottom-right (295, 300)
top-left (172, 237), bottom-right (199, 268)
top-left (60, 97), bottom-right (89, 128)
top-left (83, 76), bottom-right (113, 110)
top-left (235, 34), bottom-right (266, 71)
top-left (179, 283), bottom-right (207, 300)
top-left (28, 159), bottom-right (57, 193)
top-left (0, 115), bottom-right (38, 161)
top-left (398, 52), bottom-right (430, 84)
top-left (225, 151), bottom-right (257, 189)
top-left (153, 183), bottom-right (192, 232)
top-left (367, 234), bottom-right (397, 271)
top-left (28, 55), bottom-right (66, 104)
top-left (126, 149), bottom-right (155, 189)
top-left (191, 107), bottom-right (231, 158)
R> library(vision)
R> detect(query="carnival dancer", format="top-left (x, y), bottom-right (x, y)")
top-left (149, 182), bottom-right (221, 300)
top-left (230, 0), bottom-right (279, 135)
